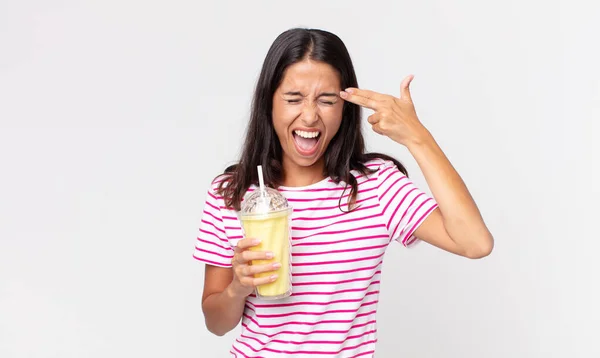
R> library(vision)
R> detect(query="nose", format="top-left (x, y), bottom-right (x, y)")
top-left (300, 101), bottom-right (319, 126)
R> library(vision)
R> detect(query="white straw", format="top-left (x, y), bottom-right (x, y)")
top-left (257, 165), bottom-right (266, 192)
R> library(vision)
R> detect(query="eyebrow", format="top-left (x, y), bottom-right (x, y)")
top-left (283, 91), bottom-right (339, 98)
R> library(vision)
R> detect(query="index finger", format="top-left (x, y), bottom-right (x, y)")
top-left (345, 88), bottom-right (388, 101)
top-left (340, 90), bottom-right (380, 110)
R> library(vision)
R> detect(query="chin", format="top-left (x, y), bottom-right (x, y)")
top-left (289, 154), bottom-right (323, 168)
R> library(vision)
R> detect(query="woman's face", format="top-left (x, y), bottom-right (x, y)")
top-left (272, 59), bottom-right (344, 171)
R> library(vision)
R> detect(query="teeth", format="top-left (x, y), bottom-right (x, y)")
top-left (294, 130), bottom-right (320, 139)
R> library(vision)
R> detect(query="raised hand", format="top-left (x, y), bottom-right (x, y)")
top-left (340, 75), bottom-right (430, 147)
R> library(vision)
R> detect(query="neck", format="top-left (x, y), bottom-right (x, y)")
top-left (281, 156), bottom-right (326, 187)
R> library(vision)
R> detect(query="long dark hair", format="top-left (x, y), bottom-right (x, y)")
top-left (217, 28), bottom-right (407, 211)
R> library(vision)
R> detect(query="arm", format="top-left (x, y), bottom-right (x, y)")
top-left (407, 132), bottom-right (493, 258)
top-left (341, 75), bottom-right (493, 258)
top-left (201, 266), bottom-right (246, 336)
top-left (201, 239), bottom-right (280, 336)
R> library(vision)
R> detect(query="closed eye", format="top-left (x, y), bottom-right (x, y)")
top-left (285, 99), bottom-right (335, 105)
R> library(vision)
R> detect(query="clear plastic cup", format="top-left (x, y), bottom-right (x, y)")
top-left (239, 185), bottom-right (293, 300)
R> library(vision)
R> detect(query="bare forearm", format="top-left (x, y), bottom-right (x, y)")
top-left (408, 132), bottom-right (493, 255)
top-left (202, 284), bottom-right (247, 336)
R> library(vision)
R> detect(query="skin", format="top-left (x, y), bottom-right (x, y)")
top-left (201, 60), bottom-right (494, 336)
top-left (271, 59), bottom-right (344, 187)
top-left (340, 75), bottom-right (494, 259)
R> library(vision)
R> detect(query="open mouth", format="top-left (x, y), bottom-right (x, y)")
top-left (292, 129), bottom-right (322, 156)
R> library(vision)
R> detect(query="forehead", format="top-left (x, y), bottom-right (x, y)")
top-left (278, 60), bottom-right (341, 92)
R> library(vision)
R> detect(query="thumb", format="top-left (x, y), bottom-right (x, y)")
top-left (400, 75), bottom-right (414, 102)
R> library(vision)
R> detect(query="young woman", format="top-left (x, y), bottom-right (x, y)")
top-left (194, 28), bottom-right (493, 357)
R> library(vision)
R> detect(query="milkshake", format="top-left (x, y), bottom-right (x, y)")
top-left (239, 166), bottom-right (292, 300)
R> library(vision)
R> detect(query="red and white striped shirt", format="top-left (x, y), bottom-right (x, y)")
top-left (194, 159), bottom-right (438, 357)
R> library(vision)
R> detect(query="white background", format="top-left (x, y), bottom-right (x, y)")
top-left (1, 0), bottom-right (598, 357)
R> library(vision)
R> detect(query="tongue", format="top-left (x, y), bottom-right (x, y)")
top-left (295, 135), bottom-right (318, 150)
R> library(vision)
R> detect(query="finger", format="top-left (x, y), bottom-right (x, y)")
top-left (236, 237), bottom-right (261, 250)
top-left (344, 88), bottom-right (388, 101)
top-left (340, 90), bottom-right (380, 110)
top-left (400, 75), bottom-right (414, 102)
top-left (234, 264), bottom-right (248, 279)
top-left (252, 274), bottom-right (279, 287)
top-left (243, 262), bottom-right (282, 276)
top-left (241, 250), bottom-right (274, 263)
top-left (367, 113), bottom-right (381, 125)
top-left (371, 123), bottom-right (385, 136)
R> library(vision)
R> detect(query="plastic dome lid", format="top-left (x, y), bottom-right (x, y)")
top-left (240, 187), bottom-right (290, 215)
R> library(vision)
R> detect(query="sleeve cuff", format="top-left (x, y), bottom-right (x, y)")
top-left (399, 203), bottom-right (439, 248)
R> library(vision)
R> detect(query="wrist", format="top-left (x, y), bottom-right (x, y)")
top-left (225, 281), bottom-right (250, 301)
top-left (405, 128), bottom-right (435, 152)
